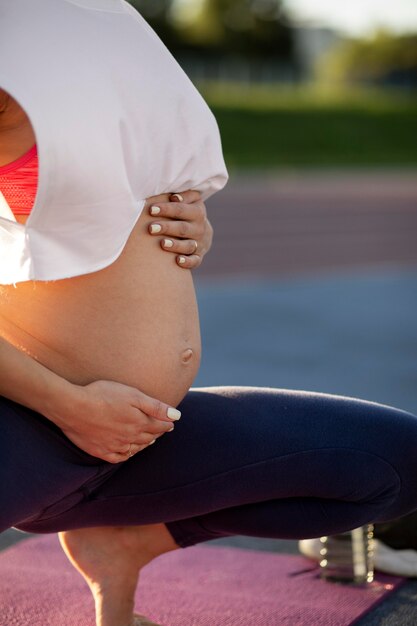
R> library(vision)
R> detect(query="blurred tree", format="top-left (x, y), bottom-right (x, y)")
top-left (317, 30), bottom-right (417, 88)
top-left (128, 0), bottom-right (293, 62)
top-left (128, 0), bottom-right (178, 50)
top-left (174, 0), bottom-right (293, 60)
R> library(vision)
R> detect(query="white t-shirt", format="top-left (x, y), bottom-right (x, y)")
top-left (0, 0), bottom-right (229, 284)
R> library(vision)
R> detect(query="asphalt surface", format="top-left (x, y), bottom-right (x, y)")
top-left (1, 169), bottom-right (417, 625)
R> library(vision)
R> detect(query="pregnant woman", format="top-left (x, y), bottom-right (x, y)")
top-left (2, 2), bottom-right (417, 626)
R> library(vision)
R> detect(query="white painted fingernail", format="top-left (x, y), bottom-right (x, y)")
top-left (150, 206), bottom-right (161, 216)
top-left (150, 224), bottom-right (162, 234)
top-left (168, 426), bottom-right (175, 432)
top-left (171, 194), bottom-right (183, 202)
top-left (178, 256), bottom-right (186, 265)
top-left (163, 239), bottom-right (174, 248)
top-left (149, 439), bottom-right (156, 445)
top-left (167, 407), bottom-right (181, 420)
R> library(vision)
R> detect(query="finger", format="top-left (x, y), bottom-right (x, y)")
top-left (161, 238), bottom-right (200, 256)
top-left (149, 220), bottom-right (202, 240)
top-left (131, 421), bottom-right (173, 443)
top-left (141, 421), bottom-right (175, 437)
top-left (149, 200), bottom-right (205, 223)
top-left (128, 440), bottom-right (156, 457)
top-left (177, 254), bottom-right (202, 270)
top-left (129, 429), bottom-right (175, 455)
top-left (134, 394), bottom-right (181, 423)
top-left (113, 442), bottom-right (149, 460)
top-left (106, 451), bottom-right (129, 464)
top-left (169, 190), bottom-right (202, 203)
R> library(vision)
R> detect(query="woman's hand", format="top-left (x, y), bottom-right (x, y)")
top-left (57, 380), bottom-right (181, 464)
top-left (147, 190), bottom-right (213, 269)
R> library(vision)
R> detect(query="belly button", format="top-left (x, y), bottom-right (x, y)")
top-left (181, 348), bottom-right (194, 364)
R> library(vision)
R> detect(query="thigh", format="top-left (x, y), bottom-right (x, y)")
top-left (24, 386), bottom-right (417, 532)
top-left (0, 396), bottom-right (116, 532)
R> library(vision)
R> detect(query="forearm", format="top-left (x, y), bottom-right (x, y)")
top-left (0, 336), bottom-right (78, 427)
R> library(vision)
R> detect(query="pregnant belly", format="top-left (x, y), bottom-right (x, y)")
top-left (0, 208), bottom-right (201, 408)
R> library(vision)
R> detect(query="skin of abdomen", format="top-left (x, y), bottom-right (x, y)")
top-left (0, 209), bottom-right (201, 408)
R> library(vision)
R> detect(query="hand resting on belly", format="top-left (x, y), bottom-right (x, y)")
top-left (0, 191), bottom-right (209, 462)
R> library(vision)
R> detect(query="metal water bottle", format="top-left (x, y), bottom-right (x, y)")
top-left (319, 524), bottom-right (374, 584)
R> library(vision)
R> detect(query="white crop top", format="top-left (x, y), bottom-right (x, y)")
top-left (0, 0), bottom-right (229, 284)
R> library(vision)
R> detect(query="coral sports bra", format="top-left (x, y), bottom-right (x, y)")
top-left (0, 144), bottom-right (38, 216)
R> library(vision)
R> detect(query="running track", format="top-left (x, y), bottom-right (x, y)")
top-left (198, 170), bottom-right (417, 278)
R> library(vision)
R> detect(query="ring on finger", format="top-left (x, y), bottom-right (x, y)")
top-left (191, 240), bottom-right (198, 254)
top-left (121, 443), bottom-right (135, 458)
top-left (124, 440), bottom-right (156, 457)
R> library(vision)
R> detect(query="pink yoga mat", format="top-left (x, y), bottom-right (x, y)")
top-left (0, 535), bottom-right (404, 626)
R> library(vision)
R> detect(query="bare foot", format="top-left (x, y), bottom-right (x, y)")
top-left (59, 524), bottom-right (179, 626)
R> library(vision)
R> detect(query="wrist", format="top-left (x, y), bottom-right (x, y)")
top-left (38, 377), bottom-right (84, 430)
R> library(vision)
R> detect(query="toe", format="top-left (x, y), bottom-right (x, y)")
top-left (134, 613), bottom-right (164, 626)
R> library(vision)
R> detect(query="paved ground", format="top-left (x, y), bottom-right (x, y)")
top-left (1, 169), bottom-right (417, 624)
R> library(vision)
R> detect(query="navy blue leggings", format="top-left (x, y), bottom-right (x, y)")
top-left (2, 387), bottom-right (417, 547)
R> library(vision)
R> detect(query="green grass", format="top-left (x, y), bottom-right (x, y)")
top-left (198, 82), bottom-right (417, 168)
